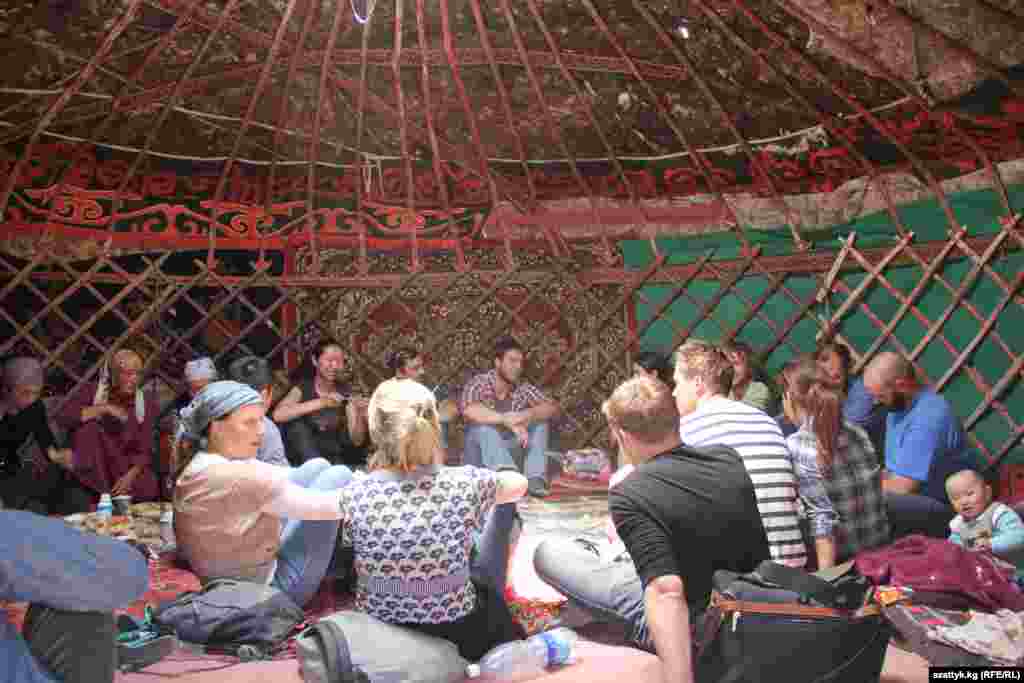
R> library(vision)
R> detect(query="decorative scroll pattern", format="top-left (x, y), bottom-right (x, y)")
top-left (1, 96), bottom-right (1023, 252)
top-left (293, 246), bottom-right (629, 453)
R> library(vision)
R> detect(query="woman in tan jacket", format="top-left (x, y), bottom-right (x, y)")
top-left (173, 380), bottom-right (353, 607)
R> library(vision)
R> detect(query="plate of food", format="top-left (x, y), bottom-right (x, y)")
top-left (131, 502), bottom-right (169, 520)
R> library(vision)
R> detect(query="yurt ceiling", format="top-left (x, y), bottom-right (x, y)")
top-left (1, 0), bottom-right (1022, 249)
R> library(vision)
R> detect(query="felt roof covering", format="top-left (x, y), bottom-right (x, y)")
top-left (0, 0), bottom-right (1022, 249)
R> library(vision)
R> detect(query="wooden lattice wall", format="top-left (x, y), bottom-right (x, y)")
top-left (632, 220), bottom-right (1024, 469)
top-left (0, 219), bottom-right (1021, 469)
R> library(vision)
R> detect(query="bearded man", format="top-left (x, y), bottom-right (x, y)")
top-left (58, 349), bottom-right (161, 500)
top-left (460, 336), bottom-right (559, 498)
top-left (863, 351), bottom-right (969, 538)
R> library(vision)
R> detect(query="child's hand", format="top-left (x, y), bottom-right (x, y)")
top-left (974, 537), bottom-right (992, 550)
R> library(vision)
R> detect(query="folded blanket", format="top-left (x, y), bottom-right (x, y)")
top-left (927, 610), bottom-right (1024, 666)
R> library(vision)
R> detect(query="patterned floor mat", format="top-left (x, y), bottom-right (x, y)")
top-left (519, 491), bottom-right (610, 544)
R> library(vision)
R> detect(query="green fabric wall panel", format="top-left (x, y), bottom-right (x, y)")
top-left (624, 184), bottom-right (1024, 466)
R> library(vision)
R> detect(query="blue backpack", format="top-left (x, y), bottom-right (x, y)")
top-left (151, 579), bottom-right (304, 659)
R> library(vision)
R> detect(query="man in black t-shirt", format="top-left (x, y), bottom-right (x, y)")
top-left (534, 376), bottom-right (768, 683)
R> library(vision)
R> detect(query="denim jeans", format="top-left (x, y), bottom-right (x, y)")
top-left (885, 492), bottom-right (955, 540)
top-left (0, 510), bottom-right (150, 683)
top-left (533, 538), bottom-right (652, 651)
top-left (463, 421), bottom-right (549, 480)
top-left (272, 458), bottom-right (353, 607)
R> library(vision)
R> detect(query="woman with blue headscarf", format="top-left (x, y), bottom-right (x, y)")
top-left (172, 381), bottom-right (353, 607)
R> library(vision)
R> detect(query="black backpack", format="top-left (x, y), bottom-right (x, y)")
top-left (695, 560), bottom-right (891, 683)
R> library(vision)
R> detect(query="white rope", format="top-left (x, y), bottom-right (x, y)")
top-left (0, 87), bottom-right (912, 165)
top-left (361, 155), bottom-right (383, 196)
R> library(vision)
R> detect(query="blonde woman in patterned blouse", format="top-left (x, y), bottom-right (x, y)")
top-left (339, 378), bottom-right (528, 659)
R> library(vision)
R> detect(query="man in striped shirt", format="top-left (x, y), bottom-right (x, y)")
top-left (674, 340), bottom-right (807, 568)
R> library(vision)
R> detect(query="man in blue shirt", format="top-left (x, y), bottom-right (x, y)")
top-left (1, 510), bottom-right (149, 683)
top-left (863, 351), bottom-right (969, 539)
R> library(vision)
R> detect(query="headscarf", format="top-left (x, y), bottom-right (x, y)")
top-left (177, 380), bottom-right (262, 447)
top-left (184, 357), bottom-right (218, 382)
top-left (3, 357), bottom-right (44, 389)
top-left (93, 349), bottom-right (146, 422)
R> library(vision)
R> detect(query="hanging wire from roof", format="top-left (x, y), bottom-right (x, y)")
top-left (351, 0), bottom-right (377, 25)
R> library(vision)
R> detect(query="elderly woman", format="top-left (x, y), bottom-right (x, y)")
top-left (57, 349), bottom-right (161, 500)
top-left (0, 357), bottom-right (89, 513)
top-left (780, 357), bottom-right (889, 568)
top-left (338, 378), bottom-right (526, 660)
top-left (173, 380), bottom-right (353, 607)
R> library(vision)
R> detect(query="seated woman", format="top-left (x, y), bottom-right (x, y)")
top-left (56, 349), bottom-right (161, 501)
top-left (173, 380), bottom-right (353, 607)
top-left (386, 347), bottom-right (457, 451)
top-left (632, 350), bottom-right (674, 387)
top-left (780, 357), bottom-right (890, 568)
top-left (816, 339), bottom-right (888, 458)
top-left (386, 347), bottom-right (425, 382)
top-left (272, 340), bottom-right (369, 468)
top-left (0, 357), bottom-right (91, 514)
top-left (338, 378), bottom-right (526, 660)
top-left (724, 341), bottom-right (778, 415)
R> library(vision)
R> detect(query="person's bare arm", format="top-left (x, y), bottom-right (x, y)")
top-left (112, 465), bottom-right (143, 496)
top-left (815, 536), bottom-right (837, 570)
top-left (347, 399), bottom-right (368, 446)
top-left (463, 402), bottom-right (510, 426)
top-left (523, 399), bottom-right (559, 423)
top-left (81, 404), bottom-right (124, 422)
top-left (882, 471), bottom-right (920, 495)
top-left (645, 575), bottom-right (694, 683)
top-left (495, 470), bottom-right (528, 504)
top-left (272, 386), bottom-right (331, 423)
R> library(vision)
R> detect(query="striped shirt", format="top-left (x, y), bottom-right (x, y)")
top-left (679, 396), bottom-right (807, 567)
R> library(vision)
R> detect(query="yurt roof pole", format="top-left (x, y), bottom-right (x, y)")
top-left (632, 0), bottom-right (809, 252)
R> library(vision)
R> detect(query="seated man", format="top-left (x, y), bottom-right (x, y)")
top-left (57, 349), bottom-right (161, 500)
top-left (533, 376), bottom-right (768, 678)
top-left (676, 340), bottom-right (807, 568)
top-left (1, 509), bottom-right (149, 683)
top-left (227, 355), bottom-right (289, 467)
top-left (153, 357), bottom-right (219, 488)
top-left (460, 336), bottom-right (559, 498)
top-left (863, 351), bottom-right (966, 539)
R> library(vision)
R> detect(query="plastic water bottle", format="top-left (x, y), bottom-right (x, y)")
top-left (466, 628), bottom-right (578, 682)
top-left (96, 493), bottom-right (113, 532)
top-left (159, 508), bottom-right (175, 550)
